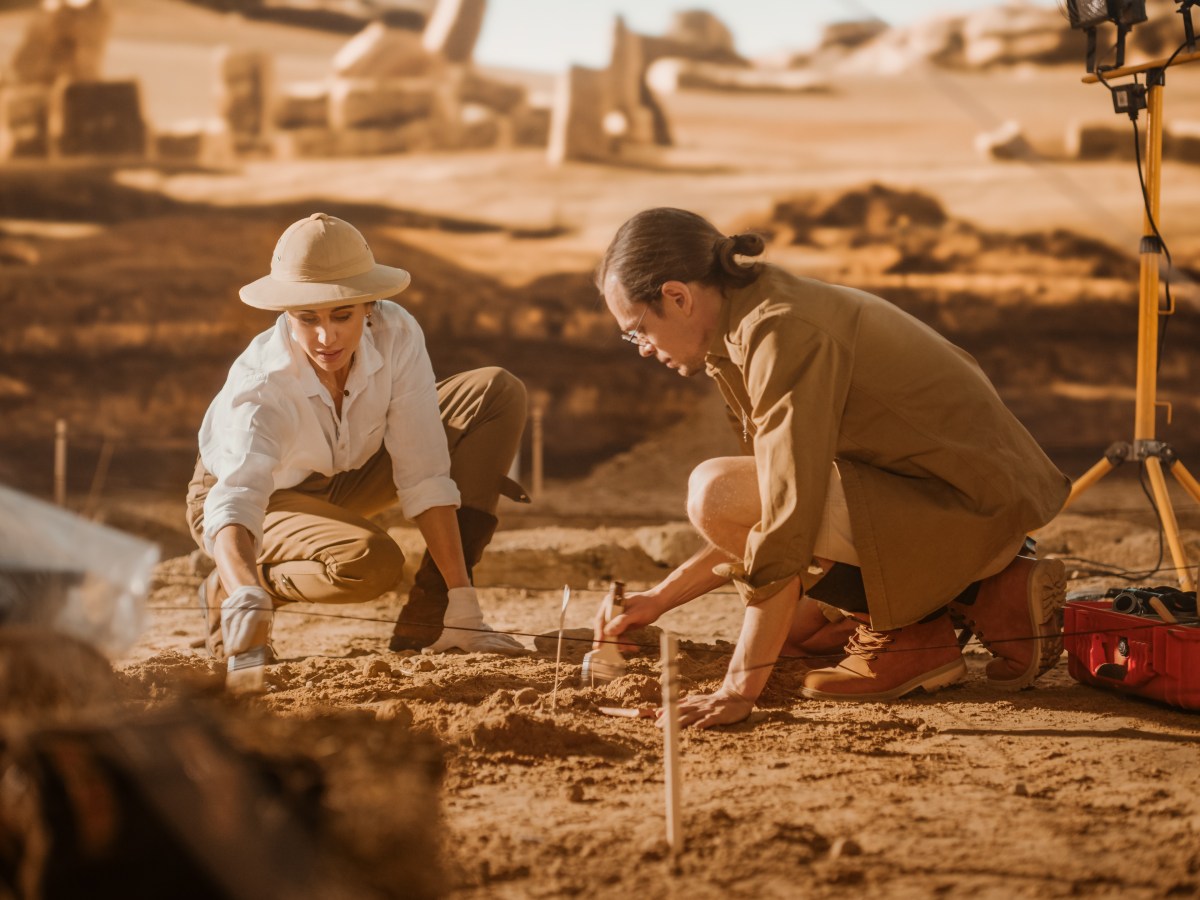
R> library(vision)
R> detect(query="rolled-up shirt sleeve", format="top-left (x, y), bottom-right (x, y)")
top-left (383, 316), bottom-right (460, 518)
top-left (201, 377), bottom-right (292, 556)
top-left (737, 315), bottom-right (854, 605)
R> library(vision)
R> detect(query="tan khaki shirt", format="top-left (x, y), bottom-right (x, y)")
top-left (705, 265), bottom-right (1069, 630)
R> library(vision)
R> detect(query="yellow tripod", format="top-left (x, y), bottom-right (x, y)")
top-left (1064, 49), bottom-right (1200, 593)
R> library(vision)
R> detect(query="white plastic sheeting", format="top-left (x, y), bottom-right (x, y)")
top-left (0, 483), bottom-right (157, 655)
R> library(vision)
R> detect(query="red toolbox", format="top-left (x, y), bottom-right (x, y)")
top-left (1064, 598), bottom-right (1200, 710)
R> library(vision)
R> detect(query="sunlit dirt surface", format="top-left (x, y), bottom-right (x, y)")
top-left (4, 2), bottom-right (1200, 895)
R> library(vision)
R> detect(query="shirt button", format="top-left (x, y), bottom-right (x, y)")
top-left (343, 390), bottom-right (349, 397)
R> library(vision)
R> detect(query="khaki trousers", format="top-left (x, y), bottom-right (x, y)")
top-left (185, 367), bottom-right (526, 605)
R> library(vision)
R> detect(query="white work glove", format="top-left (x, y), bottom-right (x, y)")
top-left (221, 585), bottom-right (274, 658)
top-left (428, 586), bottom-right (525, 655)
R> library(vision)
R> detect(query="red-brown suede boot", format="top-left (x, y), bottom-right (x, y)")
top-left (949, 556), bottom-right (1066, 689)
top-left (799, 613), bottom-right (966, 702)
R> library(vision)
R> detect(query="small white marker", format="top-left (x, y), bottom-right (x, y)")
top-left (551, 585), bottom-right (571, 710)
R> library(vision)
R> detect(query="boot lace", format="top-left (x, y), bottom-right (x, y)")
top-left (845, 623), bottom-right (892, 661)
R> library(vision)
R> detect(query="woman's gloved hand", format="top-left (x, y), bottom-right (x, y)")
top-left (428, 586), bottom-right (525, 655)
top-left (221, 585), bottom-right (274, 658)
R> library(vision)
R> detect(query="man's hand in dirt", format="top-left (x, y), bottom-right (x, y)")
top-left (593, 591), bottom-right (662, 653)
top-left (665, 687), bottom-right (754, 730)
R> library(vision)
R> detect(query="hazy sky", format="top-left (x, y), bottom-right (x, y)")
top-left (474, 0), bottom-right (1063, 71)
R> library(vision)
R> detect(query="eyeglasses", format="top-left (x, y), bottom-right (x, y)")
top-left (619, 303), bottom-right (652, 349)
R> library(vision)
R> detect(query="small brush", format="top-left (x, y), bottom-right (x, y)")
top-left (581, 580), bottom-right (628, 686)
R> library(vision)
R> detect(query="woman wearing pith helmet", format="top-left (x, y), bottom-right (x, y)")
top-left (186, 212), bottom-right (527, 670)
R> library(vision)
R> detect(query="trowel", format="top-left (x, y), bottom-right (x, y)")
top-left (226, 646), bottom-right (269, 695)
top-left (581, 580), bottom-right (628, 686)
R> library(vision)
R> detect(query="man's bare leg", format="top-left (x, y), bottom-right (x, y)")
top-left (686, 456), bottom-right (840, 654)
top-left (783, 600), bottom-right (855, 659)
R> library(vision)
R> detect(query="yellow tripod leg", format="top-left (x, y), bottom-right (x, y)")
top-left (1170, 460), bottom-right (1200, 507)
top-left (1145, 456), bottom-right (1196, 592)
top-left (1064, 456), bottom-right (1115, 510)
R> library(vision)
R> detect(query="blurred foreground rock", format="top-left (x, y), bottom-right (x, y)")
top-left (0, 626), bottom-right (445, 899)
top-left (0, 628), bottom-right (120, 714)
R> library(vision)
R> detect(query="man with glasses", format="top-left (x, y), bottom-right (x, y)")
top-left (594, 207), bottom-right (1070, 727)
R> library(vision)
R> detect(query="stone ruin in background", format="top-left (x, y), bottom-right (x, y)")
top-left (546, 9), bottom-right (830, 167)
top-left (6, 0), bottom-right (1191, 169)
top-left (810, 0), bottom-right (1199, 167)
top-left (0, 0), bottom-right (149, 161)
top-left (263, 0), bottom-right (553, 160)
top-left (0, 0), bottom-right (550, 164)
top-left (260, 4), bottom-right (779, 166)
top-left (547, 12), bottom-right (716, 167)
top-left (0, 0), bottom-right (773, 168)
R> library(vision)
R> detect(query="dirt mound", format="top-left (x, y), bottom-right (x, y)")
top-left (441, 690), bottom-right (634, 757)
top-left (760, 181), bottom-right (1137, 280)
top-left (119, 649), bottom-right (225, 697)
top-left (0, 629), bottom-right (121, 714)
top-left (812, 183), bottom-right (948, 231)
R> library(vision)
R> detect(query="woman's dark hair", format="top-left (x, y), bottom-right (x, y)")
top-left (595, 207), bottom-right (765, 305)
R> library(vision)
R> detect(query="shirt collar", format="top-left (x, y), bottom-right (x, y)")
top-left (276, 314), bottom-right (384, 398)
top-left (702, 268), bottom-right (773, 374)
top-left (273, 316), bottom-right (324, 398)
top-left (345, 318), bottom-right (383, 393)
top-left (705, 296), bottom-right (734, 364)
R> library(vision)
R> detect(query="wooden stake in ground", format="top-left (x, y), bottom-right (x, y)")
top-left (54, 419), bottom-right (67, 507)
top-left (660, 630), bottom-right (683, 859)
top-left (530, 395), bottom-right (546, 498)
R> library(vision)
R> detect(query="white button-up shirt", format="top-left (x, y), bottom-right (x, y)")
top-left (198, 300), bottom-right (459, 555)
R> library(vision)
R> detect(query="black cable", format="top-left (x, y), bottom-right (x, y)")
top-left (1091, 43), bottom-right (1193, 558)
top-left (151, 598), bottom-right (1187, 680)
top-left (1053, 556), bottom-right (1193, 581)
top-left (1129, 111), bottom-right (1175, 376)
top-left (146, 598), bottom-right (1194, 674)
top-left (1097, 34), bottom-right (1196, 385)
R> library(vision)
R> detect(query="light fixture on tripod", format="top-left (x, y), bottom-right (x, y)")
top-left (1061, 2), bottom-right (1200, 592)
top-left (1063, 0), bottom-right (1148, 71)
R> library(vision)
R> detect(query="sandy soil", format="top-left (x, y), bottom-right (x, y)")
top-left (111, 501), bottom-right (1200, 899)
top-left (4, 2), bottom-right (1200, 897)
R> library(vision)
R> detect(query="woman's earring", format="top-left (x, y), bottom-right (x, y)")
top-left (366, 315), bottom-right (373, 328)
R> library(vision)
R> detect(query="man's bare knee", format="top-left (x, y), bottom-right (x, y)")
top-left (686, 459), bottom-right (723, 528)
top-left (687, 457), bottom-right (757, 534)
